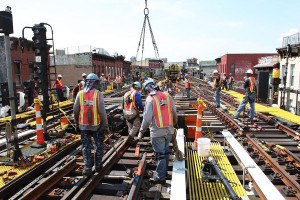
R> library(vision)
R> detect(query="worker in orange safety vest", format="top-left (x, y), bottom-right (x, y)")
top-left (234, 69), bottom-right (256, 123)
top-left (138, 80), bottom-right (177, 184)
top-left (122, 82), bottom-right (144, 144)
top-left (184, 74), bottom-right (192, 99)
top-left (73, 73), bottom-right (109, 177)
top-left (52, 74), bottom-right (65, 102)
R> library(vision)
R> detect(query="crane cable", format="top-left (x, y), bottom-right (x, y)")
top-left (135, 0), bottom-right (160, 62)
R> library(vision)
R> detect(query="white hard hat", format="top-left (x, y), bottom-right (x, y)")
top-left (213, 70), bottom-right (218, 74)
top-left (246, 69), bottom-right (253, 74)
top-left (58, 74), bottom-right (62, 78)
top-left (82, 73), bottom-right (87, 77)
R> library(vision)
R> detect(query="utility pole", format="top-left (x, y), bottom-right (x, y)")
top-left (0, 6), bottom-right (23, 160)
top-left (281, 44), bottom-right (291, 110)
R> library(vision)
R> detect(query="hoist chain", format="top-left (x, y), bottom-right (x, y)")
top-left (135, 0), bottom-right (160, 62)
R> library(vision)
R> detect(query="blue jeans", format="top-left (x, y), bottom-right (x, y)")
top-left (81, 129), bottom-right (104, 170)
top-left (215, 88), bottom-right (220, 107)
top-left (186, 89), bottom-right (190, 99)
top-left (234, 92), bottom-right (256, 121)
top-left (56, 88), bottom-right (65, 102)
top-left (151, 134), bottom-right (172, 180)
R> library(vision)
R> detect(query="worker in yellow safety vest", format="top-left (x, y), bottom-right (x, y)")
top-left (138, 80), bottom-right (177, 184)
top-left (73, 73), bottom-right (109, 177)
top-left (234, 69), bottom-right (256, 123)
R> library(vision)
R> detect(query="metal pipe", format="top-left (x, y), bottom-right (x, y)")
top-left (4, 34), bottom-right (22, 160)
top-left (208, 156), bottom-right (240, 200)
top-left (296, 90), bottom-right (299, 115)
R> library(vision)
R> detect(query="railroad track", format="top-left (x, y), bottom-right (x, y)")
top-left (177, 78), bottom-right (300, 199)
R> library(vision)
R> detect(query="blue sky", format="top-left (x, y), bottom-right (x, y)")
top-left (1, 0), bottom-right (299, 62)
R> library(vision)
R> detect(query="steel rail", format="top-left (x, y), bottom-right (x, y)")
top-left (246, 135), bottom-right (300, 199)
top-left (73, 140), bottom-right (131, 199)
top-left (19, 158), bottom-right (78, 200)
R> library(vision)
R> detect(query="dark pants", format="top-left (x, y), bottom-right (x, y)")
top-left (81, 129), bottom-right (104, 170)
top-left (56, 88), bottom-right (65, 102)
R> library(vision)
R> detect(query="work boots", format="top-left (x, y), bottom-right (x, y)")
top-left (82, 169), bottom-right (93, 177)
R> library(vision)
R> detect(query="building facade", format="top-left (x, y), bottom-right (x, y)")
top-left (132, 59), bottom-right (164, 77)
top-left (51, 50), bottom-right (131, 86)
top-left (277, 33), bottom-right (300, 114)
top-left (0, 37), bottom-right (35, 89)
top-left (199, 60), bottom-right (217, 78)
top-left (215, 53), bottom-right (276, 81)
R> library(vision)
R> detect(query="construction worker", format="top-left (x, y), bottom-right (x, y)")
top-left (228, 73), bottom-right (234, 90)
top-left (100, 73), bottom-right (105, 91)
top-left (213, 70), bottom-right (221, 108)
top-left (222, 73), bottom-right (228, 90)
top-left (210, 72), bottom-right (213, 82)
top-left (72, 81), bottom-right (85, 100)
top-left (234, 69), bottom-right (256, 123)
top-left (82, 73), bottom-right (87, 81)
top-left (73, 73), bottom-right (109, 177)
top-left (138, 80), bottom-right (177, 183)
top-left (185, 74), bottom-right (192, 99)
top-left (52, 74), bottom-right (65, 102)
top-left (123, 82), bottom-right (144, 143)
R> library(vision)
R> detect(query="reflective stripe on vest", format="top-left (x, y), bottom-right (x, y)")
top-left (79, 90), bottom-right (100, 126)
top-left (185, 80), bottom-right (192, 89)
top-left (151, 91), bottom-right (173, 128)
top-left (249, 77), bottom-right (256, 93)
top-left (124, 90), bottom-right (136, 110)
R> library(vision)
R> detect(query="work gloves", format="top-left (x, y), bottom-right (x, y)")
top-left (137, 131), bottom-right (144, 142)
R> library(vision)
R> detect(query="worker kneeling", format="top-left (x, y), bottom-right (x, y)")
top-left (73, 73), bottom-right (109, 177)
top-left (123, 82), bottom-right (144, 143)
top-left (138, 80), bottom-right (177, 184)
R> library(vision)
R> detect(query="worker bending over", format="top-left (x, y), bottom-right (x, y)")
top-left (122, 82), bottom-right (144, 143)
top-left (213, 70), bottom-right (221, 108)
top-left (234, 69), bottom-right (256, 123)
top-left (138, 80), bottom-right (177, 183)
top-left (74, 73), bottom-right (108, 177)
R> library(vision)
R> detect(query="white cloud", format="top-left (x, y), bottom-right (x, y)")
top-left (279, 28), bottom-right (299, 42)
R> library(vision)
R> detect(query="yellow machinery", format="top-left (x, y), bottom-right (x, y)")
top-left (167, 64), bottom-right (180, 82)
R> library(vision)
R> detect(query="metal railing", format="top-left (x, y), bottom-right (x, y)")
top-left (282, 32), bottom-right (300, 47)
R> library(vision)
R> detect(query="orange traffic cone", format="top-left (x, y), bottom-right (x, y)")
top-left (193, 99), bottom-right (206, 149)
top-left (32, 97), bottom-right (46, 148)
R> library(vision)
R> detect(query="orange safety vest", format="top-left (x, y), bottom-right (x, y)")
top-left (213, 78), bottom-right (221, 88)
top-left (78, 90), bottom-right (101, 126)
top-left (151, 91), bottom-right (173, 128)
top-left (55, 79), bottom-right (63, 89)
top-left (223, 77), bottom-right (227, 81)
top-left (248, 77), bottom-right (256, 93)
top-left (185, 80), bottom-right (192, 89)
top-left (124, 89), bottom-right (136, 110)
top-left (229, 77), bottom-right (233, 82)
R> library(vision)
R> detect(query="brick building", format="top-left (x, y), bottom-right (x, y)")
top-left (0, 37), bottom-right (36, 90)
top-left (215, 53), bottom-right (276, 81)
top-left (52, 51), bottom-right (131, 86)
